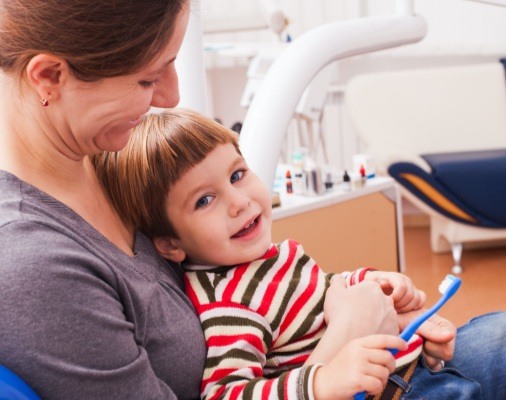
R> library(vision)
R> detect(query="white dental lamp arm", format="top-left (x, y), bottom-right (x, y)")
top-left (239, 14), bottom-right (427, 189)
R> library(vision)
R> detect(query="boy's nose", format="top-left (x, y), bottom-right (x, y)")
top-left (228, 189), bottom-right (251, 217)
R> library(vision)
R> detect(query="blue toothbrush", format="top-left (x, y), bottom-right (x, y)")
top-left (354, 274), bottom-right (462, 400)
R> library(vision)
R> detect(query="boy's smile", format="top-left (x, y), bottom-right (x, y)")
top-left (163, 143), bottom-right (272, 266)
top-left (231, 214), bottom-right (262, 240)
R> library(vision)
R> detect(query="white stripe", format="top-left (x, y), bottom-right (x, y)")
top-left (275, 269), bottom-right (326, 343)
top-left (284, 369), bottom-right (299, 398)
top-left (207, 338), bottom-right (266, 362)
top-left (201, 306), bottom-right (272, 332)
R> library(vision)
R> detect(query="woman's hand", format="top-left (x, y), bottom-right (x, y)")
top-left (364, 271), bottom-right (426, 313)
top-left (312, 335), bottom-right (407, 400)
top-left (398, 310), bottom-right (456, 370)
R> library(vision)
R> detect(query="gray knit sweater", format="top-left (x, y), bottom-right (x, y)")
top-left (0, 170), bottom-right (206, 399)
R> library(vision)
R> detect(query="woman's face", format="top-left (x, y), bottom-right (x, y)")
top-left (58, 7), bottom-right (190, 157)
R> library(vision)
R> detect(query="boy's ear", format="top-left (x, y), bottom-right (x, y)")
top-left (153, 236), bottom-right (187, 263)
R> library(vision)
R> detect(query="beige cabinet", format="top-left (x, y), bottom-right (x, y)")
top-left (271, 178), bottom-right (403, 274)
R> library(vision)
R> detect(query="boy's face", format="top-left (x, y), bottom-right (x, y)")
top-left (160, 143), bottom-right (272, 266)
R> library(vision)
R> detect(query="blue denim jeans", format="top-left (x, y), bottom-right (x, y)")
top-left (391, 312), bottom-right (506, 399)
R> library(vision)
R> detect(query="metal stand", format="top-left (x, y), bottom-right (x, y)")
top-left (451, 242), bottom-right (464, 274)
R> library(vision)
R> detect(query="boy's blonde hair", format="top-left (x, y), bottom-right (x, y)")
top-left (93, 108), bottom-right (241, 238)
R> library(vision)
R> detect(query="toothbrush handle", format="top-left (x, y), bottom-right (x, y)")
top-left (399, 295), bottom-right (448, 342)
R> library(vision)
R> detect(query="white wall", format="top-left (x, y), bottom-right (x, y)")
top-left (201, 0), bottom-right (506, 170)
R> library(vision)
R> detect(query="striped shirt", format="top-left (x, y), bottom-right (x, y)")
top-left (183, 239), bottom-right (422, 400)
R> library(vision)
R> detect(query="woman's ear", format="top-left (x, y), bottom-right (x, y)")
top-left (153, 236), bottom-right (187, 263)
top-left (25, 54), bottom-right (68, 102)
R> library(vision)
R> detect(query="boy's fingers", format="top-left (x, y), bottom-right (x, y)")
top-left (362, 335), bottom-right (407, 351)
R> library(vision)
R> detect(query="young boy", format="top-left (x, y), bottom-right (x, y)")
top-left (93, 109), bottom-right (424, 400)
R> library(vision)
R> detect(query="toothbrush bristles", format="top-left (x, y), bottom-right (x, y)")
top-left (439, 274), bottom-right (457, 294)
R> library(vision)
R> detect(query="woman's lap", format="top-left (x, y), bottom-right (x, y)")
top-left (446, 311), bottom-right (506, 399)
top-left (397, 312), bottom-right (506, 399)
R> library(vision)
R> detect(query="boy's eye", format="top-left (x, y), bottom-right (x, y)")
top-left (196, 195), bottom-right (213, 209)
top-left (231, 170), bottom-right (245, 183)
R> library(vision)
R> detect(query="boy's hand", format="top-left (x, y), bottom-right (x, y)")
top-left (312, 335), bottom-right (407, 400)
top-left (324, 276), bottom-right (398, 336)
top-left (364, 271), bottom-right (426, 313)
top-left (398, 311), bottom-right (456, 370)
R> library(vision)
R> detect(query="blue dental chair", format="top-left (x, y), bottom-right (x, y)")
top-left (0, 365), bottom-right (40, 400)
top-left (345, 62), bottom-right (506, 273)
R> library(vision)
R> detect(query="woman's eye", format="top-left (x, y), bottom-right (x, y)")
top-left (196, 195), bottom-right (213, 209)
top-left (139, 79), bottom-right (158, 88)
top-left (231, 170), bottom-right (245, 183)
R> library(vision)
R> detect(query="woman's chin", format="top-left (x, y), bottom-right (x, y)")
top-left (95, 128), bottom-right (134, 153)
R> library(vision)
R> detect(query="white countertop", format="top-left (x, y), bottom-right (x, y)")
top-left (272, 176), bottom-right (396, 220)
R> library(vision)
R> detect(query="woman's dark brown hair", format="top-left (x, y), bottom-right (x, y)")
top-left (92, 109), bottom-right (241, 238)
top-left (0, 0), bottom-right (187, 80)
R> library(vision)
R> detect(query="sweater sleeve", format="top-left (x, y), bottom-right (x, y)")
top-left (340, 267), bottom-right (376, 286)
top-left (191, 300), bottom-right (320, 400)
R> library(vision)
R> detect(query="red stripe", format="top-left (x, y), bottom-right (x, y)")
top-left (260, 243), bottom-right (279, 260)
top-left (207, 333), bottom-right (265, 353)
top-left (278, 354), bottom-right (308, 366)
top-left (202, 366), bottom-right (262, 392)
top-left (203, 366), bottom-right (263, 384)
top-left (261, 378), bottom-right (274, 400)
top-left (201, 368), bottom-right (237, 391)
top-left (358, 267), bottom-right (376, 282)
top-left (257, 240), bottom-right (298, 316)
top-left (183, 275), bottom-right (201, 309)
top-left (279, 263), bottom-right (319, 335)
top-left (395, 336), bottom-right (424, 359)
top-left (223, 266), bottom-right (248, 302)
top-left (207, 385), bottom-right (226, 400)
top-left (230, 385), bottom-right (245, 400)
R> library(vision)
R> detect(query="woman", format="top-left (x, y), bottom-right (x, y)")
top-left (0, 1), bottom-right (205, 398)
top-left (0, 1), bottom-right (504, 399)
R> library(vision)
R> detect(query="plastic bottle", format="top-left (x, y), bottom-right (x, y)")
top-left (285, 170), bottom-right (293, 194)
top-left (359, 164), bottom-right (367, 186)
top-left (292, 150), bottom-right (305, 195)
top-left (303, 157), bottom-right (324, 196)
top-left (342, 170), bottom-right (351, 192)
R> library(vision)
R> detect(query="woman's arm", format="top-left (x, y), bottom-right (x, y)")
top-left (0, 222), bottom-right (181, 399)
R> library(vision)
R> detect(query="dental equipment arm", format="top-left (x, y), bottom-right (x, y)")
top-left (239, 14), bottom-right (427, 189)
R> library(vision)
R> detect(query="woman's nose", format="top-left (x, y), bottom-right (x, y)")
top-left (151, 65), bottom-right (180, 108)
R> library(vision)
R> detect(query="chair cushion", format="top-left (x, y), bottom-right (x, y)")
top-left (389, 149), bottom-right (506, 227)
